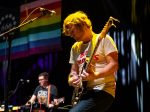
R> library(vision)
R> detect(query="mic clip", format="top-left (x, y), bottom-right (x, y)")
top-left (39, 7), bottom-right (56, 16)
top-left (20, 79), bottom-right (30, 84)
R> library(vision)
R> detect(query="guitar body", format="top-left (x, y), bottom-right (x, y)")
top-left (71, 62), bottom-right (88, 107)
top-left (71, 85), bottom-right (84, 106)
top-left (71, 16), bottom-right (119, 107)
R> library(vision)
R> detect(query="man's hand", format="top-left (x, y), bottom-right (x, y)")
top-left (68, 72), bottom-right (82, 88)
top-left (81, 69), bottom-right (96, 81)
top-left (53, 99), bottom-right (59, 106)
top-left (25, 101), bottom-right (31, 106)
top-left (48, 103), bottom-right (54, 108)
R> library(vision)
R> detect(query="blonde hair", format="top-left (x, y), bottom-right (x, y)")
top-left (63, 11), bottom-right (92, 36)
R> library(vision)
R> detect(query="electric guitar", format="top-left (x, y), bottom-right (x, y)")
top-left (71, 16), bottom-right (120, 107)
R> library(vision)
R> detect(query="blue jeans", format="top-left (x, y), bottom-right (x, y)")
top-left (69, 90), bottom-right (114, 112)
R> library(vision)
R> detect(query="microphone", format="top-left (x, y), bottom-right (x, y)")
top-left (20, 79), bottom-right (30, 83)
top-left (39, 7), bottom-right (56, 16)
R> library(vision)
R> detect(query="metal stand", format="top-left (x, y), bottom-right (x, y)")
top-left (0, 12), bottom-right (45, 112)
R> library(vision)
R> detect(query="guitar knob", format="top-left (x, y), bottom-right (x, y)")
top-left (75, 97), bottom-right (79, 100)
top-left (73, 102), bottom-right (77, 105)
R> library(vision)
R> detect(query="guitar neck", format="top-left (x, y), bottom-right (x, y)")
top-left (85, 16), bottom-right (120, 71)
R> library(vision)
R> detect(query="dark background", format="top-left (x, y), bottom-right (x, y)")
top-left (0, 0), bottom-right (149, 112)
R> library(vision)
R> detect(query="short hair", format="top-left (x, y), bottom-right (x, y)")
top-left (38, 72), bottom-right (49, 80)
top-left (63, 11), bottom-right (92, 36)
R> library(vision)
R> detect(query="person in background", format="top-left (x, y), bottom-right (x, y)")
top-left (63, 11), bottom-right (118, 112)
top-left (26, 72), bottom-right (59, 112)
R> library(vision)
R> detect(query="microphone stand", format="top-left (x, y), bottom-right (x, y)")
top-left (0, 12), bottom-right (45, 112)
top-left (8, 79), bottom-right (26, 99)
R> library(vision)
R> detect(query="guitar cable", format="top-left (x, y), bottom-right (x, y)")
top-left (27, 102), bottom-right (33, 112)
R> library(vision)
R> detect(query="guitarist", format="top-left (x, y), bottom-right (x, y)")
top-left (63, 11), bottom-right (118, 112)
top-left (25, 72), bottom-right (60, 112)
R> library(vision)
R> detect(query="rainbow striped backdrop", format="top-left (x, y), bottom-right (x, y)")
top-left (0, 0), bottom-right (61, 61)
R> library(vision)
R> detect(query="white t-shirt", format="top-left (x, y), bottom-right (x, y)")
top-left (69, 34), bottom-right (118, 97)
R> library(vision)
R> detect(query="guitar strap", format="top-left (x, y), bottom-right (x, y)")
top-left (85, 34), bottom-right (100, 68)
top-left (47, 84), bottom-right (51, 106)
top-left (85, 34), bottom-right (99, 57)
top-left (81, 38), bottom-right (92, 89)
top-left (80, 40), bottom-right (91, 73)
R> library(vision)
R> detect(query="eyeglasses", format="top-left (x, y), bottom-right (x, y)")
top-left (38, 79), bottom-right (45, 81)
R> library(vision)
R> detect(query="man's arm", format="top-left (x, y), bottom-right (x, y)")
top-left (83, 51), bottom-right (118, 81)
top-left (25, 95), bottom-right (36, 105)
top-left (68, 63), bottom-right (81, 87)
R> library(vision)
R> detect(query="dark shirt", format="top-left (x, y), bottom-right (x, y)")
top-left (33, 84), bottom-right (58, 104)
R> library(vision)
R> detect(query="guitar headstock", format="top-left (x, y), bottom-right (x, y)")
top-left (108, 16), bottom-right (120, 28)
top-left (100, 16), bottom-right (120, 38)
top-left (58, 97), bottom-right (65, 104)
